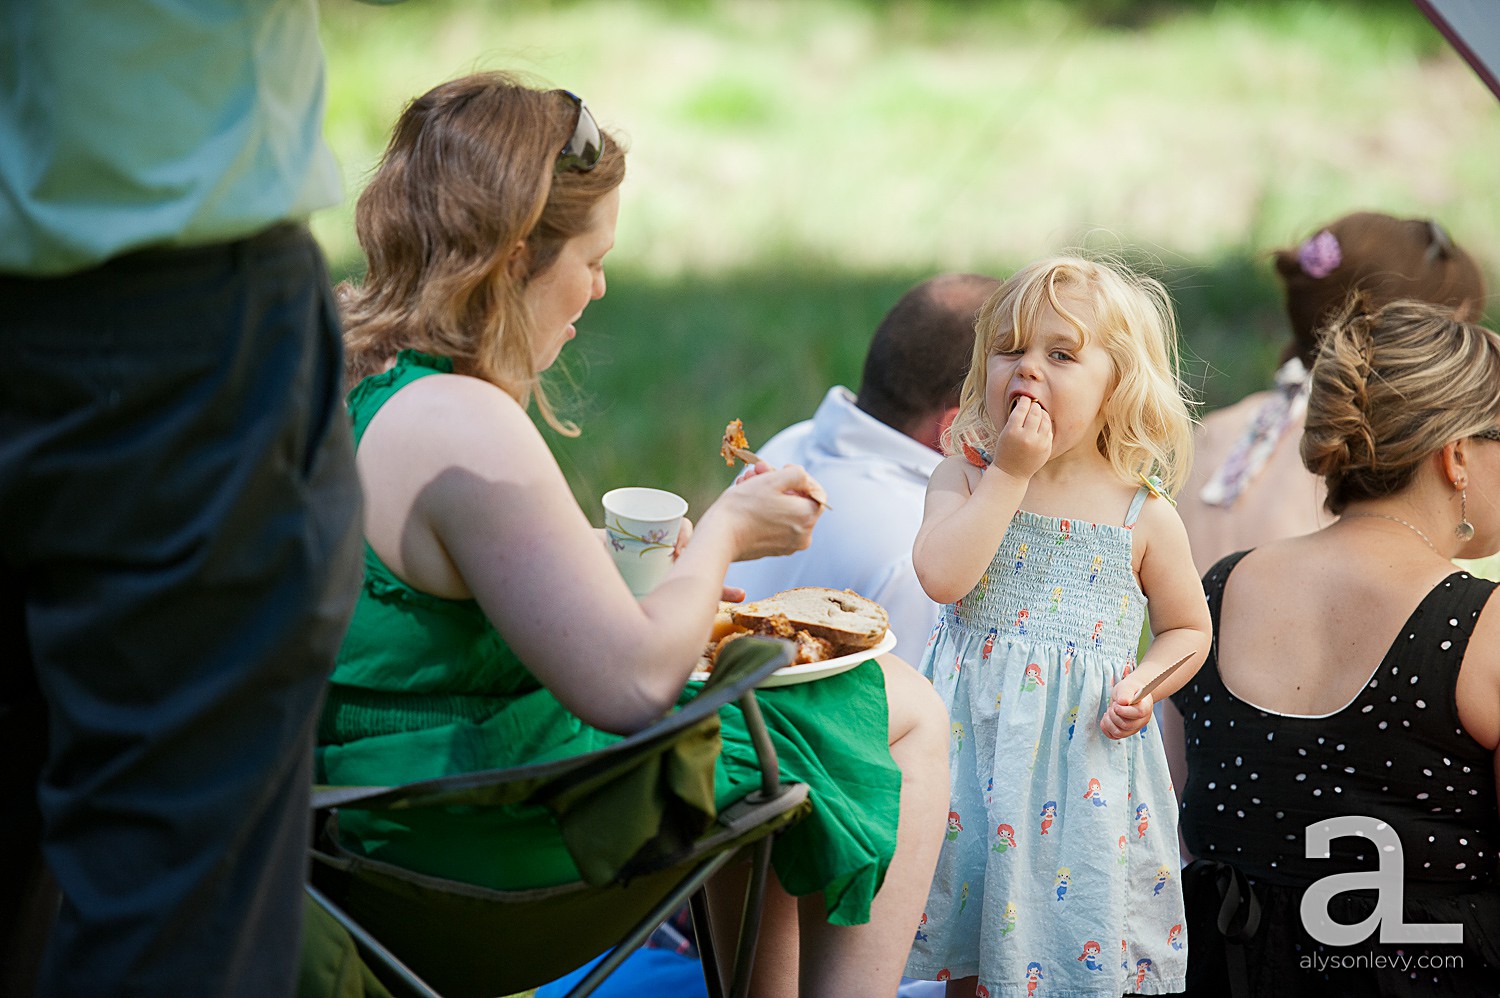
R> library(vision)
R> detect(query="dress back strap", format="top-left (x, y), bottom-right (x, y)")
top-left (1124, 485), bottom-right (1151, 528)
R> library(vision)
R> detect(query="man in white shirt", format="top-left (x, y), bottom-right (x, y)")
top-left (727, 273), bottom-right (1000, 655)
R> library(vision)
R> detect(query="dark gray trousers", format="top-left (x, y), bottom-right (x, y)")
top-left (0, 224), bottom-right (362, 996)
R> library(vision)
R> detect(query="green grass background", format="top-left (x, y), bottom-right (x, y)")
top-left (314, 0), bottom-right (1500, 526)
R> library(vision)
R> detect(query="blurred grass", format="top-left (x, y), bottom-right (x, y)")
top-left (315, 0), bottom-right (1500, 518)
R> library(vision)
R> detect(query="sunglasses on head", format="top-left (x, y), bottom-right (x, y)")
top-left (1425, 219), bottom-right (1455, 265)
top-left (555, 90), bottom-right (602, 174)
top-left (1473, 426), bottom-right (1500, 443)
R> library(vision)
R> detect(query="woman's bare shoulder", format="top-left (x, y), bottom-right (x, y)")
top-left (356, 372), bottom-right (566, 554)
top-left (375, 370), bottom-right (526, 424)
top-left (364, 372), bottom-right (546, 470)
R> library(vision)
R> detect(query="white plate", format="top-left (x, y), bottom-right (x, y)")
top-left (691, 629), bottom-right (897, 687)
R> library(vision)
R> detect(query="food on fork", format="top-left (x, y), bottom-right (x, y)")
top-left (720, 419), bottom-right (750, 466)
top-left (718, 418), bottom-right (831, 509)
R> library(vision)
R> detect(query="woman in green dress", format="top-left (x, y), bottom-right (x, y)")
top-left (318, 72), bottom-right (950, 997)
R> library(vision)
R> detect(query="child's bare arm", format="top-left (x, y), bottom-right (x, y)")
top-left (912, 456), bottom-right (1027, 604)
top-left (913, 398), bottom-right (1051, 604)
top-left (1100, 500), bottom-right (1212, 738)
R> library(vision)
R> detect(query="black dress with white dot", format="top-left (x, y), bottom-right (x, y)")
top-left (1171, 551), bottom-right (1500, 997)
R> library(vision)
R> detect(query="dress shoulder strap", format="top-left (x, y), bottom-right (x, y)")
top-left (345, 349), bottom-right (453, 449)
top-left (1202, 550), bottom-right (1252, 638)
top-left (1404, 571), bottom-right (1498, 730)
top-left (1123, 485), bottom-right (1151, 527)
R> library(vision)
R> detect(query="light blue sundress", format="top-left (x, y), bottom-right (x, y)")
top-left (905, 487), bottom-right (1187, 997)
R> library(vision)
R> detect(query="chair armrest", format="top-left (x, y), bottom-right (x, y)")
top-left (312, 636), bottom-right (795, 814)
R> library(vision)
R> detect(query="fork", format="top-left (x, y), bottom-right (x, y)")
top-left (730, 446), bottom-right (832, 510)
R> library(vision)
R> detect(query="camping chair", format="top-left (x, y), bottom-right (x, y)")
top-left (304, 636), bottom-right (811, 998)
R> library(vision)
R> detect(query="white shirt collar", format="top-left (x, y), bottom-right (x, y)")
top-left (808, 386), bottom-right (944, 479)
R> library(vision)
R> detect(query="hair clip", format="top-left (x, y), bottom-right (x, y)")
top-left (962, 440), bottom-right (992, 469)
top-left (1297, 229), bottom-right (1342, 279)
top-left (1138, 472), bottom-right (1177, 506)
top-left (1425, 219), bottom-right (1454, 265)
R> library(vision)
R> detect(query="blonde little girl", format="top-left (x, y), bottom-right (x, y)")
top-left (905, 256), bottom-right (1212, 998)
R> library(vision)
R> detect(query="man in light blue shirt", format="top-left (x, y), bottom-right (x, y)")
top-left (0, 2), bottom-right (344, 275)
top-left (0, 3), bottom-right (373, 993)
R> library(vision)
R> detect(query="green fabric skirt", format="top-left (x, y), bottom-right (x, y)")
top-left (316, 660), bottom-right (900, 926)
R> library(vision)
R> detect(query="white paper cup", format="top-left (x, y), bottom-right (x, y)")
top-left (602, 487), bottom-right (688, 596)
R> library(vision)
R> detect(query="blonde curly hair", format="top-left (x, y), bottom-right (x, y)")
top-left (943, 255), bottom-right (1196, 494)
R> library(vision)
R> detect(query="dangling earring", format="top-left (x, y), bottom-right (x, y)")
top-left (1456, 486), bottom-right (1475, 541)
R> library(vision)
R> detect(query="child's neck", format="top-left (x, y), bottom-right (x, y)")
top-left (1022, 451), bottom-right (1134, 522)
top-left (1030, 442), bottom-right (1114, 486)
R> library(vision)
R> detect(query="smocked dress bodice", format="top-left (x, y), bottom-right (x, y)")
top-left (945, 507), bottom-right (1147, 667)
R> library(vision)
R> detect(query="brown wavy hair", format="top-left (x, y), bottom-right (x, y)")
top-left (1273, 211), bottom-right (1486, 368)
top-left (339, 72), bottom-right (626, 434)
top-left (1301, 296), bottom-right (1500, 514)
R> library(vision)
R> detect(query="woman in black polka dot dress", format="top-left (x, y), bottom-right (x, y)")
top-left (1169, 298), bottom-right (1500, 996)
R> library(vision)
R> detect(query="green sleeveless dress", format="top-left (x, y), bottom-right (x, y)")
top-left (316, 350), bottom-right (902, 925)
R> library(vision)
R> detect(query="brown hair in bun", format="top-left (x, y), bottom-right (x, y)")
top-left (1273, 212), bottom-right (1486, 367)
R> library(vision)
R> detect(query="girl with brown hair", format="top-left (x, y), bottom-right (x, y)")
top-left (1178, 211), bottom-right (1487, 576)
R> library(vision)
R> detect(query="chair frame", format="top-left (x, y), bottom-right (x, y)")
top-left (306, 637), bottom-right (808, 998)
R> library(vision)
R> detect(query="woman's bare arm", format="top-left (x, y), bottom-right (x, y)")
top-left (359, 374), bottom-right (822, 733)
